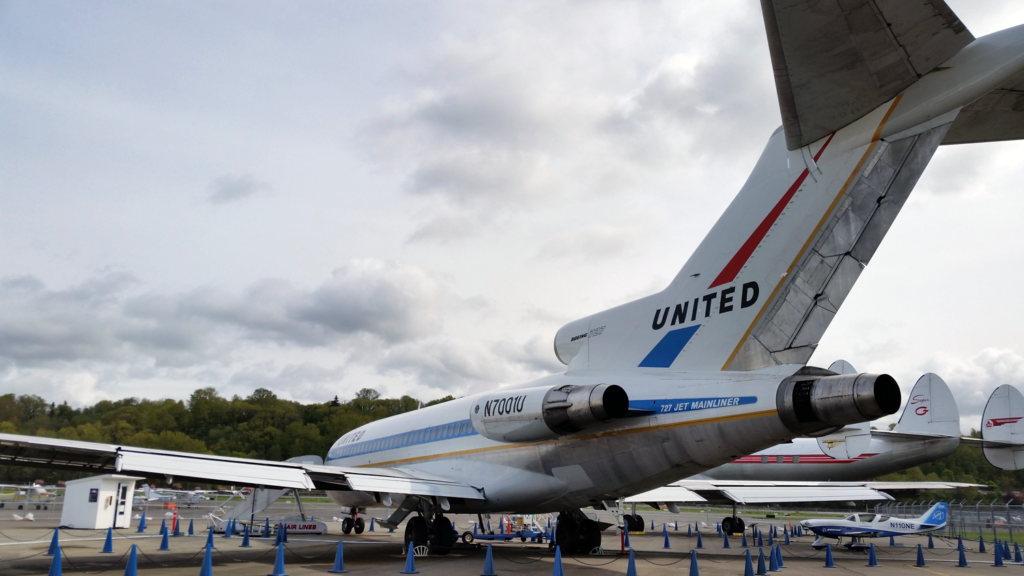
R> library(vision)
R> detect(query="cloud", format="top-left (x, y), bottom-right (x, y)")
top-left (0, 260), bottom-right (444, 370)
top-left (920, 348), bottom-right (1024, 427)
top-left (207, 173), bottom-right (271, 204)
top-left (227, 362), bottom-right (346, 401)
top-left (536, 223), bottom-right (646, 262)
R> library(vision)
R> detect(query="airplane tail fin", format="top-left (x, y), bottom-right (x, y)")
top-left (981, 384), bottom-right (1024, 470)
top-left (917, 502), bottom-right (948, 529)
top-left (892, 374), bottom-right (960, 437)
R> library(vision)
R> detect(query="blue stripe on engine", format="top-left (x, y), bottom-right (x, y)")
top-left (638, 324), bottom-right (700, 368)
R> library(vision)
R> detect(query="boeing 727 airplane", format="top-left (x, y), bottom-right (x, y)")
top-left (2, 0), bottom-right (1024, 556)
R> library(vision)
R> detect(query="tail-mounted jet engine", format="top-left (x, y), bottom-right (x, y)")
top-left (776, 367), bottom-right (901, 437)
top-left (470, 384), bottom-right (629, 443)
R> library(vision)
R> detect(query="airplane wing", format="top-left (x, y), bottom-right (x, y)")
top-left (626, 479), bottom-right (983, 505)
top-left (761, 0), bottom-right (974, 150)
top-left (0, 433), bottom-right (483, 500)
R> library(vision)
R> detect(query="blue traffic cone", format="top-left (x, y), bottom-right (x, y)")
top-left (159, 527), bottom-right (170, 551)
top-left (775, 545), bottom-right (785, 569)
top-left (756, 548), bottom-right (767, 575)
top-left (1015, 542), bottom-right (1022, 563)
top-left (551, 546), bottom-right (564, 576)
top-left (487, 519), bottom-right (491, 533)
top-left (744, 550), bottom-right (754, 576)
top-left (47, 528), bottom-right (60, 556)
top-left (696, 530), bottom-right (703, 549)
top-left (664, 524), bottom-right (671, 549)
top-left (994, 541), bottom-right (1005, 567)
top-left (624, 529), bottom-right (632, 548)
top-left (199, 544), bottom-right (213, 576)
top-left (626, 549), bottom-right (637, 576)
top-left (269, 542), bottom-right (289, 576)
top-left (742, 531), bottom-right (749, 547)
top-left (370, 518), bottom-right (375, 532)
top-left (675, 521), bottom-right (679, 531)
top-left (206, 526), bottom-right (215, 549)
top-left (223, 519), bottom-right (233, 538)
top-left (481, 544), bottom-right (495, 576)
top-left (717, 523), bottom-right (722, 537)
top-left (263, 518), bottom-right (270, 538)
top-left (979, 535), bottom-right (986, 554)
top-left (101, 527), bottom-right (114, 553)
top-left (401, 543), bottom-right (419, 574)
top-left (928, 533), bottom-right (934, 549)
top-left (188, 519), bottom-right (194, 536)
top-left (160, 519), bottom-right (166, 535)
top-left (124, 544), bottom-right (138, 576)
top-left (241, 523), bottom-right (251, 548)
top-left (768, 529), bottom-right (773, 546)
top-left (651, 519), bottom-right (655, 531)
top-left (47, 544), bottom-right (62, 576)
top-left (796, 526), bottom-right (802, 537)
top-left (757, 530), bottom-right (763, 547)
top-left (723, 532), bottom-right (730, 549)
top-left (867, 543), bottom-right (879, 567)
top-left (783, 528), bottom-right (790, 546)
top-left (958, 536), bottom-right (968, 567)
top-left (768, 545), bottom-right (779, 572)
top-left (173, 518), bottom-right (182, 537)
top-left (274, 523), bottom-right (282, 546)
top-left (888, 535), bottom-right (895, 547)
top-left (824, 544), bottom-right (835, 568)
top-left (688, 550), bottom-right (699, 576)
top-left (687, 524), bottom-right (692, 537)
top-left (329, 541), bottom-right (348, 574)
top-left (137, 513), bottom-right (147, 533)
top-left (917, 543), bottom-right (926, 567)
top-left (282, 523), bottom-right (288, 543)
top-left (1005, 540), bottom-right (1012, 560)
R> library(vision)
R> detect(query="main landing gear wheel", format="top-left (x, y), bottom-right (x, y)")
top-left (405, 516), bottom-right (428, 552)
top-left (342, 517), bottom-right (353, 534)
top-left (354, 517), bottom-right (365, 534)
top-left (429, 515), bottom-right (455, 555)
top-left (623, 514), bottom-right (645, 533)
top-left (555, 514), bottom-right (602, 554)
top-left (721, 517), bottom-right (745, 535)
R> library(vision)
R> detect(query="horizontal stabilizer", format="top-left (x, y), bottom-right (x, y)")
top-left (942, 71), bottom-right (1024, 145)
top-left (980, 384), bottom-right (1024, 470)
top-left (761, 0), bottom-right (973, 150)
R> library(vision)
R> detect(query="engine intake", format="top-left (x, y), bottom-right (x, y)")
top-left (776, 368), bottom-right (901, 436)
top-left (470, 384), bottom-right (629, 443)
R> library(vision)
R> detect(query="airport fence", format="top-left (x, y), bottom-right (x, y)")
top-left (873, 500), bottom-right (1024, 542)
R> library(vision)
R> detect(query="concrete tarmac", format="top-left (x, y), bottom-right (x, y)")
top-left (0, 508), bottom-right (1018, 576)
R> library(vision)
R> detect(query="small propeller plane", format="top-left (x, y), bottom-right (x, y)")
top-left (801, 502), bottom-right (948, 549)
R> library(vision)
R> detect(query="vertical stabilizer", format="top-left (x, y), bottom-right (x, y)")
top-left (893, 374), bottom-right (960, 437)
top-left (981, 385), bottom-right (1024, 470)
top-left (917, 502), bottom-right (948, 529)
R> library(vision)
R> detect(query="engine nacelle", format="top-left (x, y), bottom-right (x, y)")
top-left (776, 368), bottom-right (901, 436)
top-left (470, 384), bottom-right (629, 443)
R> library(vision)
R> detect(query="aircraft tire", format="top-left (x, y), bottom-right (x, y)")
top-left (354, 517), bottom-right (365, 534)
top-left (405, 516), bottom-right (428, 552)
top-left (17, 504), bottom-right (23, 510)
top-left (555, 515), bottom-right (579, 553)
top-left (722, 517), bottom-right (735, 534)
top-left (341, 517), bottom-right (353, 534)
top-left (580, 520), bottom-right (602, 554)
top-left (735, 518), bottom-right (745, 534)
top-left (634, 514), bottom-right (644, 533)
top-left (462, 531), bottom-right (474, 544)
top-left (429, 516), bottom-right (454, 555)
top-left (36, 504), bottom-right (41, 510)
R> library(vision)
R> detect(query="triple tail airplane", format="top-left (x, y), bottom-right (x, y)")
top-left (2, 0), bottom-right (1024, 556)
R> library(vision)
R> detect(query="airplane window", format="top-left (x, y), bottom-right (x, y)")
top-left (761, 455), bottom-right (768, 464)
top-left (430, 428), bottom-right (436, 440)
top-left (448, 424), bottom-right (455, 436)
top-left (861, 514), bottom-right (876, 522)
top-left (460, 422), bottom-right (467, 434)
top-left (876, 516), bottom-right (890, 522)
top-left (845, 515), bottom-right (857, 521)
top-left (441, 426), bottom-right (448, 439)
top-left (417, 431), bottom-right (423, 442)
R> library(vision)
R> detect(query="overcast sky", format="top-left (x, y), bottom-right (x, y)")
top-left (2, 1), bottom-right (1024, 433)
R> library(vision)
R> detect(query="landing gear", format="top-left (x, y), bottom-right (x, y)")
top-left (353, 517), bottom-right (365, 534)
top-left (405, 516), bottom-right (428, 551)
top-left (721, 516), bottom-right (745, 535)
top-left (555, 512), bottom-right (602, 554)
top-left (342, 517), bottom-right (353, 534)
top-left (404, 513), bottom-right (454, 555)
top-left (623, 514), bottom-right (645, 533)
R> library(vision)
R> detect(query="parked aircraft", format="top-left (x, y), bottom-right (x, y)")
top-left (0, 482), bottom-right (60, 510)
top-left (139, 485), bottom-right (209, 506)
top-left (802, 502), bottom-right (948, 549)
top-left (1, 0), bottom-right (1023, 557)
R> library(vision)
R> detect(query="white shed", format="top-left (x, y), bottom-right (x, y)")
top-left (60, 474), bottom-right (144, 529)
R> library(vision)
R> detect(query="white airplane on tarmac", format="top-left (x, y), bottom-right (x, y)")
top-left (802, 502), bottom-right (949, 549)
top-left (2, 0), bottom-right (1024, 557)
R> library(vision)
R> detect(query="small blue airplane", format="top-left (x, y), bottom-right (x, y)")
top-left (801, 502), bottom-right (948, 549)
